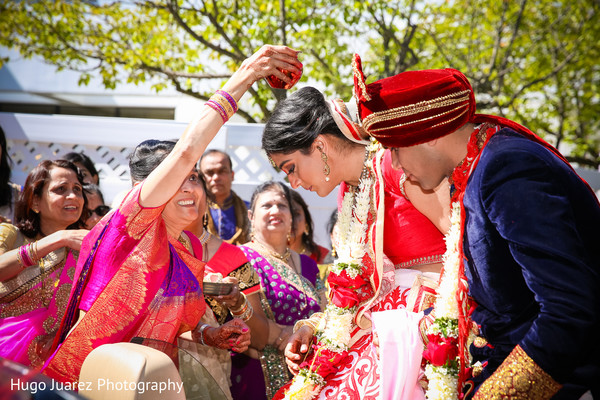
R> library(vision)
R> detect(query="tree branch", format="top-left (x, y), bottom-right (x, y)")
top-left (152, 0), bottom-right (243, 62)
top-left (485, 1), bottom-right (508, 81)
top-left (501, 50), bottom-right (576, 109)
top-left (497, 0), bottom-right (527, 79)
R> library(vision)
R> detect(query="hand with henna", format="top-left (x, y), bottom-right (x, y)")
top-left (203, 318), bottom-right (251, 353)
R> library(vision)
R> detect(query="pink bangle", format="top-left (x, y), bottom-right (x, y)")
top-left (215, 90), bottom-right (238, 113)
top-left (19, 245), bottom-right (34, 268)
top-left (206, 100), bottom-right (228, 123)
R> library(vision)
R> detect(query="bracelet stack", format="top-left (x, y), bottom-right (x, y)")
top-left (198, 323), bottom-right (211, 346)
top-left (16, 242), bottom-right (40, 270)
top-left (230, 293), bottom-right (254, 322)
top-left (205, 89), bottom-right (238, 123)
top-left (293, 312), bottom-right (324, 333)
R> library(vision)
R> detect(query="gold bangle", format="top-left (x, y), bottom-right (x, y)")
top-left (215, 90), bottom-right (238, 113)
top-left (32, 241), bottom-right (40, 263)
top-left (27, 242), bottom-right (39, 265)
top-left (231, 302), bottom-right (249, 315)
top-left (210, 93), bottom-right (235, 119)
top-left (241, 304), bottom-right (254, 322)
top-left (232, 301), bottom-right (254, 322)
top-left (230, 293), bottom-right (248, 314)
top-left (293, 312), bottom-right (323, 333)
top-left (293, 319), bottom-right (314, 334)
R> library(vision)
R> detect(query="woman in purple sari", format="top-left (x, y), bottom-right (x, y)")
top-left (0, 160), bottom-right (89, 368)
top-left (232, 181), bottom-right (326, 400)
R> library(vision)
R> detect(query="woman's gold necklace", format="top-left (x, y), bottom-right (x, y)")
top-left (252, 239), bottom-right (291, 264)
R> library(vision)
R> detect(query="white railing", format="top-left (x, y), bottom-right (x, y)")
top-left (1, 112), bottom-right (339, 245)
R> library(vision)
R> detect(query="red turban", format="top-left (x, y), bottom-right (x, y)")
top-left (352, 54), bottom-right (476, 148)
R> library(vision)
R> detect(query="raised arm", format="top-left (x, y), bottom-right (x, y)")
top-left (140, 45), bottom-right (302, 208)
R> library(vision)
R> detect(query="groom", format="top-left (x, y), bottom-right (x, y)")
top-left (352, 55), bottom-right (600, 399)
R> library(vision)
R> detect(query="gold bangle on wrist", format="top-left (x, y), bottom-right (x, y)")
top-left (231, 300), bottom-right (254, 322)
top-left (208, 91), bottom-right (237, 120)
top-left (30, 241), bottom-right (40, 264)
top-left (230, 293), bottom-right (248, 314)
top-left (293, 312), bottom-right (323, 334)
top-left (16, 249), bottom-right (25, 269)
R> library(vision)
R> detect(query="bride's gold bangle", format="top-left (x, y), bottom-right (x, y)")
top-left (293, 312), bottom-right (323, 333)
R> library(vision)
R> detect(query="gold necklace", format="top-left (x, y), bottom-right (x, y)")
top-left (177, 234), bottom-right (193, 254)
top-left (348, 142), bottom-right (376, 191)
top-left (252, 239), bottom-right (291, 264)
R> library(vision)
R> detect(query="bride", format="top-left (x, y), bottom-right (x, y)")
top-left (262, 61), bottom-right (450, 399)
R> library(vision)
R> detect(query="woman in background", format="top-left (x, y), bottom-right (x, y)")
top-left (289, 190), bottom-right (329, 264)
top-left (0, 126), bottom-right (20, 223)
top-left (0, 160), bottom-right (88, 367)
top-left (63, 151), bottom-right (100, 185)
top-left (182, 169), bottom-right (269, 400)
top-left (233, 181), bottom-right (326, 400)
top-left (83, 183), bottom-right (109, 229)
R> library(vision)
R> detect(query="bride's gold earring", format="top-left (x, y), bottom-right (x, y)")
top-left (319, 147), bottom-right (330, 182)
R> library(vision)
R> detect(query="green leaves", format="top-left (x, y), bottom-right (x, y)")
top-left (1, 0), bottom-right (598, 166)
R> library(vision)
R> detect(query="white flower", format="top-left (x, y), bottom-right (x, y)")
top-left (284, 374), bottom-right (322, 400)
top-left (425, 201), bottom-right (463, 399)
top-left (318, 306), bottom-right (354, 351)
top-left (434, 202), bottom-right (462, 319)
top-left (424, 364), bottom-right (459, 400)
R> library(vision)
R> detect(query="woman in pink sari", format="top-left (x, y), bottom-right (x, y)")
top-left (43, 45), bottom-right (303, 385)
top-left (0, 159), bottom-right (89, 368)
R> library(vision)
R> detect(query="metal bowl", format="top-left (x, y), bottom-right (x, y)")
top-left (202, 282), bottom-right (234, 296)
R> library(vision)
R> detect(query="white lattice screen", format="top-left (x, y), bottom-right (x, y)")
top-left (8, 140), bottom-right (132, 186)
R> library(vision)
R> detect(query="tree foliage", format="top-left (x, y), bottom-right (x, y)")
top-left (0, 0), bottom-right (598, 166)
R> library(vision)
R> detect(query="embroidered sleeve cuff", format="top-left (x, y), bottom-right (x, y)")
top-left (232, 263), bottom-right (261, 294)
top-left (473, 344), bottom-right (562, 400)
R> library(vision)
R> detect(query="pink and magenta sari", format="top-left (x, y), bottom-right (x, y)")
top-left (43, 183), bottom-right (206, 383)
top-left (0, 222), bottom-right (78, 369)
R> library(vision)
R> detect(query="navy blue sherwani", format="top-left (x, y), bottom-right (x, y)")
top-left (463, 128), bottom-right (600, 399)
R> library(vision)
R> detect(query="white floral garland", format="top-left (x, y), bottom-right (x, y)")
top-left (316, 144), bottom-right (374, 348)
top-left (283, 143), bottom-right (376, 400)
top-left (315, 304), bottom-right (355, 352)
top-left (425, 201), bottom-right (462, 400)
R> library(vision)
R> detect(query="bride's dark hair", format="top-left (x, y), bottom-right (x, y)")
top-left (262, 87), bottom-right (352, 155)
